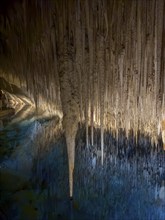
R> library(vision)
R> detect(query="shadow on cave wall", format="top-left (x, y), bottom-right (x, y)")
top-left (74, 126), bottom-right (165, 219)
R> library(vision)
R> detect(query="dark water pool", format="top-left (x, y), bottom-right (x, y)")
top-left (0, 113), bottom-right (165, 220)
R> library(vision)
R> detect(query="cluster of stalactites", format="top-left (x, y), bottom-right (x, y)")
top-left (55, 0), bottom-right (165, 151)
top-left (0, 0), bottom-right (165, 152)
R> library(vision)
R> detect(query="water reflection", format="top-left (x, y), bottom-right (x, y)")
top-left (0, 111), bottom-right (165, 219)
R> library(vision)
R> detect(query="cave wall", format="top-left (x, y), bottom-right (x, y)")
top-left (0, 0), bottom-right (164, 133)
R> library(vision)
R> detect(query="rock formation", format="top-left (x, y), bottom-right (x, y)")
top-left (0, 0), bottom-right (164, 197)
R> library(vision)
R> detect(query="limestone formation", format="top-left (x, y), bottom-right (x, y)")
top-left (0, 0), bottom-right (164, 197)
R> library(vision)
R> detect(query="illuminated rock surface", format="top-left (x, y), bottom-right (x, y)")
top-left (0, 0), bottom-right (165, 219)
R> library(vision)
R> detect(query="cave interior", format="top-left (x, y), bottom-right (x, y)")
top-left (0, 0), bottom-right (165, 219)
